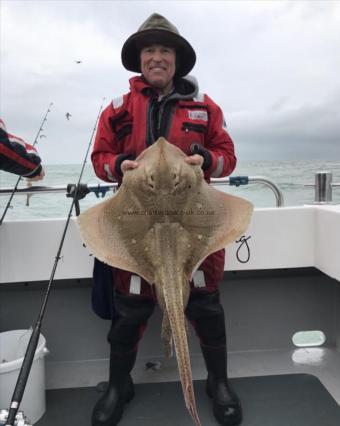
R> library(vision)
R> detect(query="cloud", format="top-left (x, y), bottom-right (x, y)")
top-left (230, 92), bottom-right (340, 160)
top-left (1, 0), bottom-right (340, 163)
top-left (2, 2), bottom-right (121, 76)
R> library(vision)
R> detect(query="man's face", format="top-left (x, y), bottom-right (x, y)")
top-left (140, 44), bottom-right (176, 92)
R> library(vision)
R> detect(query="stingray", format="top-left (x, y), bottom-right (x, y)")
top-left (77, 137), bottom-right (253, 426)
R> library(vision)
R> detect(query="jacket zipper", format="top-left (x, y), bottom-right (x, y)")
top-left (147, 97), bottom-right (174, 144)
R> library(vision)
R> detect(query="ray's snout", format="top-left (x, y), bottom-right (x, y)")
top-left (145, 163), bottom-right (181, 192)
top-left (138, 138), bottom-right (197, 194)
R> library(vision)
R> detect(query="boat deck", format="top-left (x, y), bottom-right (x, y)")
top-left (32, 347), bottom-right (340, 425)
top-left (2, 266), bottom-right (340, 425)
top-left (35, 372), bottom-right (340, 426)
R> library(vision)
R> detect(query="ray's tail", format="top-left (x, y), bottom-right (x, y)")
top-left (162, 284), bottom-right (201, 426)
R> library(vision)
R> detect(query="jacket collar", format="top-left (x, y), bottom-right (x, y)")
top-left (129, 75), bottom-right (198, 100)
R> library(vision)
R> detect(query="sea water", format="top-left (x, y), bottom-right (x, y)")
top-left (0, 160), bottom-right (340, 221)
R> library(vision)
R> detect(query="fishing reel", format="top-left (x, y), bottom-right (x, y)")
top-left (0, 409), bottom-right (32, 426)
top-left (66, 183), bottom-right (90, 216)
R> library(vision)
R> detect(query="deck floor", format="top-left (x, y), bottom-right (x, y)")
top-left (46, 347), bottom-right (340, 404)
top-left (35, 373), bottom-right (340, 426)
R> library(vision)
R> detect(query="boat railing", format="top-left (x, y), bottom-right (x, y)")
top-left (223, 176), bottom-right (285, 207)
top-left (0, 175), bottom-right (285, 207)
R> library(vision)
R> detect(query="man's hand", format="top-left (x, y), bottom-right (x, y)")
top-left (27, 167), bottom-right (45, 182)
top-left (185, 154), bottom-right (204, 167)
top-left (189, 144), bottom-right (212, 170)
top-left (121, 159), bottom-right (139, 174)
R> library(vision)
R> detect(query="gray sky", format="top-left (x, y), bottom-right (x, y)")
top-left (1, 0), bottom-right (339, 164)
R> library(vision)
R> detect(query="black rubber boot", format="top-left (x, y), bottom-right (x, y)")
top-left (201, 345), bottom-right (242, 426)
top-left (91, 349), bottom-right (137, 426)
top-left (185, 291), bottom-right (242, 425)
top-left (92, 292), bottom-right (155, 425)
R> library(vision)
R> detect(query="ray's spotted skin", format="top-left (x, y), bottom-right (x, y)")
top-left (78, 137), bottom-right (253, 425)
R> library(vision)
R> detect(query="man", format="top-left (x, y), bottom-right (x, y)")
top-left (91, 13), bottom-right (242, 426)
top-left (0, 118), bottom-right (45, 180)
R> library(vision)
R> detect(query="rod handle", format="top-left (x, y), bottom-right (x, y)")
top-left (5, 327), bottom-right (40, 426)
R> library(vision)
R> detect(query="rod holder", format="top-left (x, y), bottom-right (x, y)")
top-left (304, 171), bottom-right (340, 204)
top-left (315, 171), bottom-right (333, 203)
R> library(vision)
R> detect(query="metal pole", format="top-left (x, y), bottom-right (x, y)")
top-left (213, 175), bottom-right (284, 207)
top-left (315, 171), bottom-right (332, 203)
top-left (0, 177), bottom-right (285, 207)
top-left (304, 171), bottom-right (340, 204)
top-left (247, 176), bottom-right (284, 207)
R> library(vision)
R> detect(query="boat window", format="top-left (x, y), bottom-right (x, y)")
top-left (292, 330), bottom-right (326, 347)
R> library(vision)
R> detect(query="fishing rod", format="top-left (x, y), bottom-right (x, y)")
top-left (0, 102), bottom-right (53, 226)
top-left (4, 98), bottom-right (106, 426)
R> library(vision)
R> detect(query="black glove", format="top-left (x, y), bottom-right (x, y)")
top-left (115, 153), bottom-right (136, 176)
top-left (190, 143), bottom-right (212, 171)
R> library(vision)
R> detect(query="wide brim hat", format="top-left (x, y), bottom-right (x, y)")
top-left (121, 13), bottom-right (196, 77)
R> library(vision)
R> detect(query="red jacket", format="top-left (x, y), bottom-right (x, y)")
top-left (0, 119), bottom-right (42, 178)
top-left (91, 76), bottom-right (237, 297)
top-left (92, 76), bottom-right (236, 182)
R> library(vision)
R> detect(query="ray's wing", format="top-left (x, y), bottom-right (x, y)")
top-left (78, 187), bottom-right (157, 284)
top-left (180, 181), bottom-right (253, 277)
